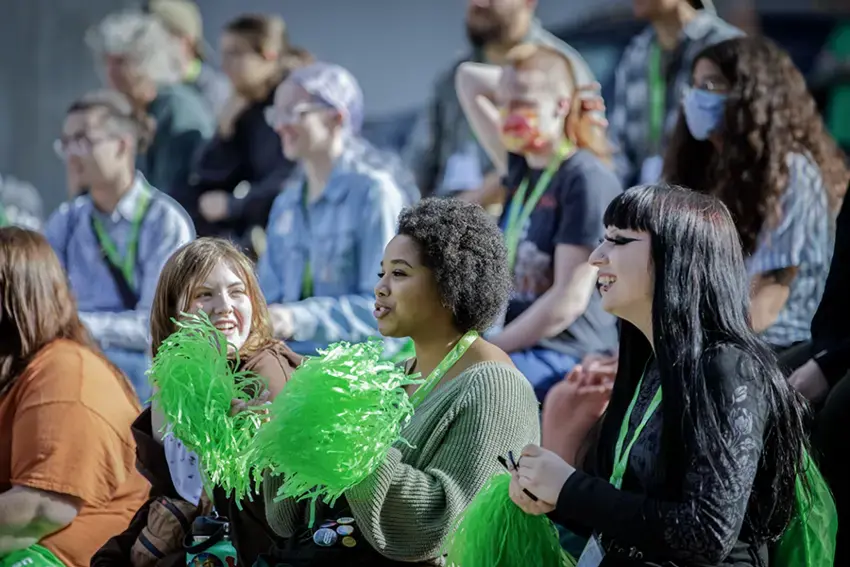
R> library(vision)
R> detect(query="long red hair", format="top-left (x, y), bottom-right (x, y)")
top-left (0, 227), bottom-right (140, 406)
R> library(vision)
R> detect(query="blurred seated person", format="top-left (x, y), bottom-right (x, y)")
top-left (148, 0), bottom-right (231, 116)
top-left (0, 227), bottom-right (149, 567)
top-left (86, 10), bottom-right (215, 215)
top-left (664, 37), bottom-right (847, 355)
top-left (46, 90), bottom-right (194, 401)
top-left (0, 173), bottom-right (43, 231)
top-left (456, 44), bottom-right (621, 401)
top-left (581, 36), bottom-right (849, 397)
top-left (258, 62), bottom-right (406, 355)
top-left (191, 14), bottom-right (311, 253)
top-left (404, 0), bottom-right (599, 203)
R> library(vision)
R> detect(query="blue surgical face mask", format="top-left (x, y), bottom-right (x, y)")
top-left (682, 88), bottom-right (728, 141)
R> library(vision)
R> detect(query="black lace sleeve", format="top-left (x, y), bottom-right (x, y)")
top-left (551, 346), bottom-right (768, 564)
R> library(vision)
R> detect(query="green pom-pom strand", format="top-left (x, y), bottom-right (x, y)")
top-left (148, 311), bottom-right (267, 504)
top-left (444, 473), bottom-right (575, 567)
top-left (249, 339), bottom-right (421, 522)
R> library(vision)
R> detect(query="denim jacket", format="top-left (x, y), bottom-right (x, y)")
top-left (258, 152), bottom-right (406, 354)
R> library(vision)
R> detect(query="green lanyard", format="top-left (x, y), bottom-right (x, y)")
top-left (90, 189), bottom-right (152, 291)
top-left (0, 203), bottom-right (8, 227)
top-left (185, 59), bottom-right (202, 82)
top-left (648, 43), bottom-right (666, 152)
top-left (300, 182), bottom-right (314, 300)
top-left (609, 366), bottom-right (662, 489)
top-left (504, 142), bottom-right (572, 272)
top-left (408, 330), bottom-right (478, 408)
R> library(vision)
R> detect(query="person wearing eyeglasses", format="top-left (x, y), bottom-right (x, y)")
top-left (663, 36), bottom-right (848, 358)
top-left (257, 62), bottom-right (407, 355)
top-left (608, 0), bottom-right (741, 188)
top-left (45, 90), bottom-right (195, 402)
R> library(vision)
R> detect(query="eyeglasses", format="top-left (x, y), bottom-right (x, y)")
top-left (53, 135), bottom-right (113, 160)
top-left (683, 79), bottom-right (730, 97)
top-left (264, 102), bottom-right (331, 129)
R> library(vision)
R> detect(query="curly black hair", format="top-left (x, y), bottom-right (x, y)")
top-left (663, 36), bottom-right (848, 255)
top-left (396, 198), bottom-right (511, 333)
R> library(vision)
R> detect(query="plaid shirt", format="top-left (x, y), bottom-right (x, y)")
top-left (404, 20), bottom-right (598, 198)
top-left (608, 12), bottom-right (742, 186)
top-left (747, 153), bottom-right (834, 348)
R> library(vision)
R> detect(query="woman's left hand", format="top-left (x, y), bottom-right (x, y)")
top-left (514, 444), bottom-right (576, 506)
top-left (509, 471), bottom-right (555, 515)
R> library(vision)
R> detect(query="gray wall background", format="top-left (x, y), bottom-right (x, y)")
top-left (0, 0), bottom-right (833, 215)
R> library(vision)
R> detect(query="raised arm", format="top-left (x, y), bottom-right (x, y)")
top-left (455, 62), bottom-right (508, 176)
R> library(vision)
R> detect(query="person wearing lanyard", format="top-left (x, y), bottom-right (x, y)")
top-left (607, 0), bottom-right (741, 187)
top-left (456, 43), bottom-right (622, 403)
top-left (508, 185), bottom-right (809, 566)
top-left (260, 198), bottom-right (540, 566)
top-left (258, 62), bottom-right (406, 357)
top-left (45, 89), bottom-right (195, 402)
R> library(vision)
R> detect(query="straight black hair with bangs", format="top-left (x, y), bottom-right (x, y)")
top-left (594, 184), bottom-right (808, 544)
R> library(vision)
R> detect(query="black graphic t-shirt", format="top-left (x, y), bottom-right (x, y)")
top-left (500, 149), bottom-right (621, 359)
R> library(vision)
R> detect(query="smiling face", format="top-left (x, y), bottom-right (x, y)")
top-left (269, 80), bottom-right (339, 161)
top-left (373, 235), bottom-right (449, 339)
top-left (589, 227), bottom-right (654, 325)
top-left (186, 261), bottom-right (253, 351)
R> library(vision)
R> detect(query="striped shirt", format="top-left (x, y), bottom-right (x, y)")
top-left (747, 153), bottom-right (834, 347)
top-left (608, 11), bottom-right (742, 186)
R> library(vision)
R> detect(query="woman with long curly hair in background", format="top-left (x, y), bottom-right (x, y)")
top-left (663, 36), bottom-right (848, 361)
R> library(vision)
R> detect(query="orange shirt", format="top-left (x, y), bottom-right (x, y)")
top-left (0, 339), bottom-right (150, 567)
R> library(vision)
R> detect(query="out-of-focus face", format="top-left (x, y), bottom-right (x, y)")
top-left (496, 65), bottom-right (571, 156)
top-left (465, 0), bottom-right (528, 47)
top-left (589, 227), bottom-right (653, 323)
top-left (103, 54), bottom-right (146, 99)
top-left (267, 80), bottom-right (338, 161)
top-left (57, 109), bottom-right (126, 189)
top-left (186, 261), bottom-right (254, 352)
top-left (373, 235), bottom-right (446, 339)
top-left (220, 32), bottom-right (276, 94)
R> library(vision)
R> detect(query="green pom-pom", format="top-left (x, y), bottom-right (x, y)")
top-left (250, 339), bottom-right (421, 515)
top-left (444, 474), bottom-right (575, 567)
top-left (149, 311), bottom-right (267, 502)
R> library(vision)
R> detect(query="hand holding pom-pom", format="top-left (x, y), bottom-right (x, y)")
top-left (248, 340), bottom-right (420, 520)
top-left (149, 311), bottom-right (268, 503)
top-left (444, 473), bottom-right (572, 567)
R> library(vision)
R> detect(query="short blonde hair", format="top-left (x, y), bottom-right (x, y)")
top-left (86, 11), bottom-right (183, 85)
top-left (503, 43), bottom-right (612, 163)
top-left (505, 43), bottom-right (576, 95)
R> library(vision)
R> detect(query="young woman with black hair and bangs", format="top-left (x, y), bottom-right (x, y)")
top-left (510, 184), bottom-right (810, 567)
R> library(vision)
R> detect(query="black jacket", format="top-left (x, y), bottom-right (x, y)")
top-left (187, 91), bottom-right (295, 241)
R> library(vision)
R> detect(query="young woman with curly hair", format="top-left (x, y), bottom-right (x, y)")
top-left (663, 36), bottom-right (849, 356)
top-left (260, 198), bottom-right (540, 566)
